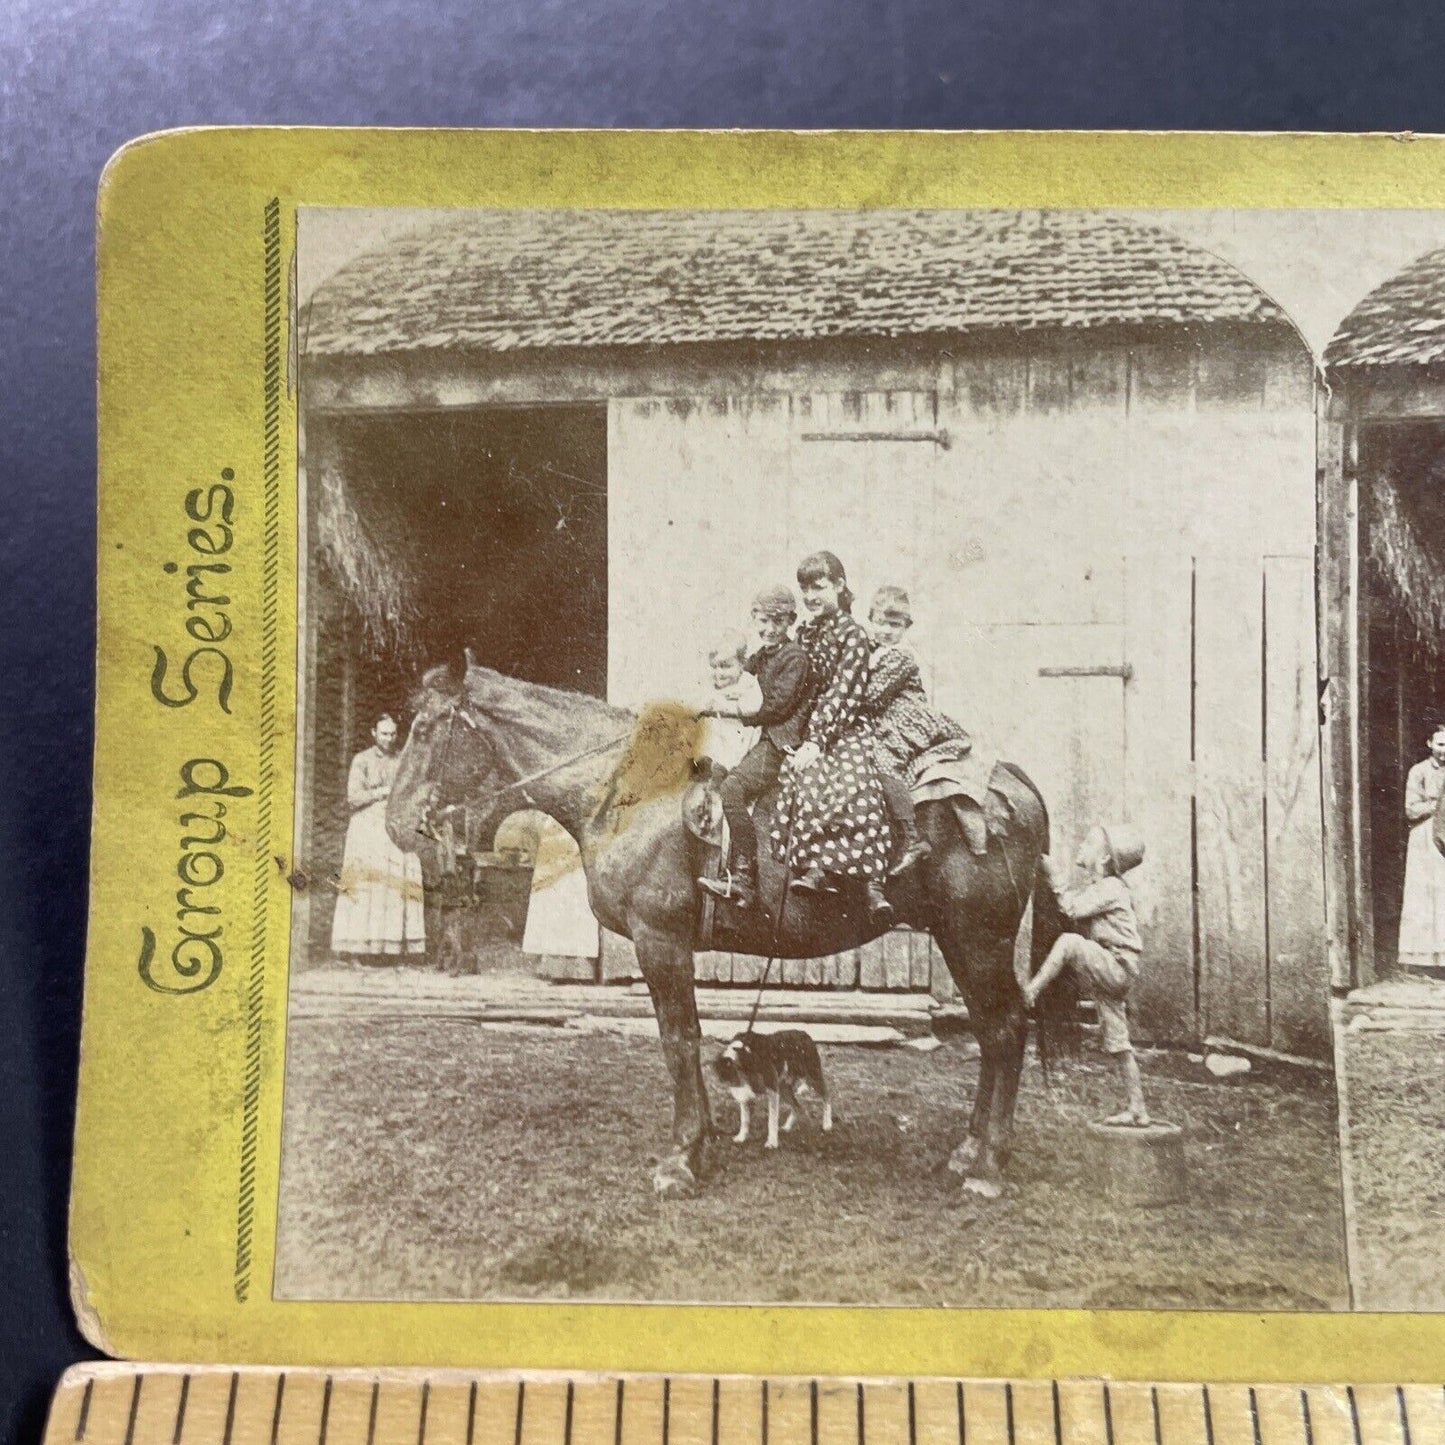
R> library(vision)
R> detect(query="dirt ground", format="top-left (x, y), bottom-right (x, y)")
top-left (274, 1017), bottom-right (1349, 1309)
top-left (1335, 990), bottom-right (1445, 1310)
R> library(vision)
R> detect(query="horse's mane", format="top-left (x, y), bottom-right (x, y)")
top-left (415, 663), bottom-right (638, 783)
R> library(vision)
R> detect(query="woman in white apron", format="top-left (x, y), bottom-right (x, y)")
top-left (519, 814), bottom-right (600, 962)
top-left (1399, 725), bottom-right (1445, 969)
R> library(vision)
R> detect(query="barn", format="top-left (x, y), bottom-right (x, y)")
top-left (1323, 245), bottom-right (1445, 989)
top-left (295, 208), bottom-right (1331, 1059)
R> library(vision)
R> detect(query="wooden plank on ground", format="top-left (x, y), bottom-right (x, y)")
top-left (1194, 555), bottom-right (1269, 1048)
top-left (1264, 555), bottom-right (1330, 1058)
top-left (1122, 551), bottom-right (1197, 1045)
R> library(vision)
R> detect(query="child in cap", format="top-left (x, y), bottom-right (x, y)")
top-left (861, 585), bottom-right (970, 877)
top-left (697, 585), bottom-right (813, 912)
top-left (1023, 824), bottom-right (1149, 1125)
top-left (696, 630), bottom-right (763, 774)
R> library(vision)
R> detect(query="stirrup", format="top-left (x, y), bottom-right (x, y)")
top-left (698, 871), bottom-right (754, 908)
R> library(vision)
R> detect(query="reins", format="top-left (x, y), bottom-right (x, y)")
top-left (742, 786), bottom-right (800, 1037)
top-left (416, 695), bottom-right (633, 840)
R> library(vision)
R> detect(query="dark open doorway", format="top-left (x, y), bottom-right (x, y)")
top-left (1361, 421), bottom-right (1445, 974)
top-left (302, 403), bottom-right (608, 965)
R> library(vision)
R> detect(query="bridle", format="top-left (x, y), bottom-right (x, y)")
top-left (413, 690), bottom-right (634, 842)
top-left (414, 698), bottom-right (479, 843)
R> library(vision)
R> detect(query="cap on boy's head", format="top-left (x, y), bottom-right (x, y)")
top-left (709, 629), bottom-right (748, 663)
top-left (870, 585), bottom-right (913, 625)
top-left (1098, 824), bottom-right (1145, 877)
top-left (751, 584), bottom-right (798, 620)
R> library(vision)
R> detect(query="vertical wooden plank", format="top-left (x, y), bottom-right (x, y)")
top-left (883, 929), bottom-right (913, 989)
top-left (1194, 556), bottom-right (1269, 1047)
top-left (909, 929), bottom-right (933, 989)
top-left (1317, 411), bottom-right (1358, 990)
top-left (1350, 427), bottom-right (1377, 984)
top-left (1123, 551), bottom-right (1198, 1045)
top-left (859, 939), bottom-right (887, 990)
top-left (1265, 555), bottom-right (1331, 1058)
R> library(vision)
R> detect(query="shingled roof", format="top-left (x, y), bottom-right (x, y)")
top-left (304, 210), bottom-right (1289, 357)
top-left (1327, 245), bottom-right (1445, 369)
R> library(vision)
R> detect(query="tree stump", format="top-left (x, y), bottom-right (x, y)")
top-left (1085, 1120), bottom-right (1186, 1206)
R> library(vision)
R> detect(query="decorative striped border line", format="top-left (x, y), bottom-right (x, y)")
top-left (236, 196), bottom-right (284, 1303)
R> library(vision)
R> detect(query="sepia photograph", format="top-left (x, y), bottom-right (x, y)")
top-left (274, 204), bottom-right (1445, 1311)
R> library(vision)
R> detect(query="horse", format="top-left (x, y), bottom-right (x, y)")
top-left (385, 661), bottom-right (1072, 1200)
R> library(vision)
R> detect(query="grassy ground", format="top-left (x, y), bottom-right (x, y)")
top-left (1337, 1011), bottom-right (1445, 1310)
top-left (275, 1018), bottom-right (1349, 1309)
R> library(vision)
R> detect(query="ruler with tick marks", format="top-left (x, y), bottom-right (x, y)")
top-left (41, 1368), bottom-right (1445, 1445)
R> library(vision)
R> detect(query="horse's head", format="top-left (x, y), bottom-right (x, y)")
top-left (386, 659), bottom-right (500, 854)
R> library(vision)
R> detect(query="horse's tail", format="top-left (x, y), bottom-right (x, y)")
top-left (1029, 857), bottom-right (1080, 1077)
top-left (1004, 768), bottom-right (1080, 1075)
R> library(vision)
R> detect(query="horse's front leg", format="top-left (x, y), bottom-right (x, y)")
top-left (633, 920), bottom-right (711, 1199)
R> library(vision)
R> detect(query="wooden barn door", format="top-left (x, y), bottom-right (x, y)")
top-left (606, 390), bottom-right (948, 993)
top-left (1191, 554), bottom-right (1328, 1057)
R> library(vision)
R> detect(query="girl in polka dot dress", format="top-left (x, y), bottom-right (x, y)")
top-left (773, 550), bottom-right (894, 923)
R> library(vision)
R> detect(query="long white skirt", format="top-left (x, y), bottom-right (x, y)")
top-left (1399, 819), bottom-right (1445, 967)
top-left (521, 817), bottom-right (599, 959)
top-left (330, 800), bottom-right (426, 958)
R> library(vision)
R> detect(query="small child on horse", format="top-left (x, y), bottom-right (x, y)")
top-left (696, 585), bottom-right (813, 912)
top-left (1024, 823), bottom-right (1150, 1126)
top-left (696, 630), bottom-right (763, 774)
top-left (861, 585), bottom-right (970, 878)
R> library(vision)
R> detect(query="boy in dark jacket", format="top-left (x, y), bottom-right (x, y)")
top-left (697, 584), bottom-right (813, 911)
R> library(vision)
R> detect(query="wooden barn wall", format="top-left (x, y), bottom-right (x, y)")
top-left (601, 335), bottom-right (1329, 1058)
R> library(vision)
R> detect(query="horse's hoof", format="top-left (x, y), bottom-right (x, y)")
top-left (652, 1158), bottom-right (698, 1199)
top-left (962, 1175), bottom-right (1003, 1200)
top-left (946, 1139), bottom-right (980, 1175)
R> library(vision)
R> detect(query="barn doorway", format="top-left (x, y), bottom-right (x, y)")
top-left (1360, 421), bottom-right (1445, 975)
top-left (304, 403), bottom-right (608, 968)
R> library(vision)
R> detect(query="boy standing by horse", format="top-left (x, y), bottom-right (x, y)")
top-left (1023, 823), bottom-right (1150, 1126)
top-left (697, 584), bottom-right (813, 912)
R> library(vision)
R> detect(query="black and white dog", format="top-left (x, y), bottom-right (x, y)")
top-left (711, 1030), bottom-right (833, 1148)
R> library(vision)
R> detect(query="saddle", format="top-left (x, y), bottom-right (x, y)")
top-left (683, 754), bottom-right (1020, 950)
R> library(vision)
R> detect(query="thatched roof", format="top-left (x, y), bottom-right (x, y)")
top-left (305, 210), bottom-right (1291, 358)
top-left (1328, 246), bottom-right (1445, 369)
top-left (316, 458), bottom-right (420, 659)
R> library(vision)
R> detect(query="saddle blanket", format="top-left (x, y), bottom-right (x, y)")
top-left (911, 743), bottom-right (999, 811)
top-left (911, 746), bottom-right (1008, 857)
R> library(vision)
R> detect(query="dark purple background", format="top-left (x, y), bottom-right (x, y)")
top-left (4, 0), bottom-right (1445, 1440)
